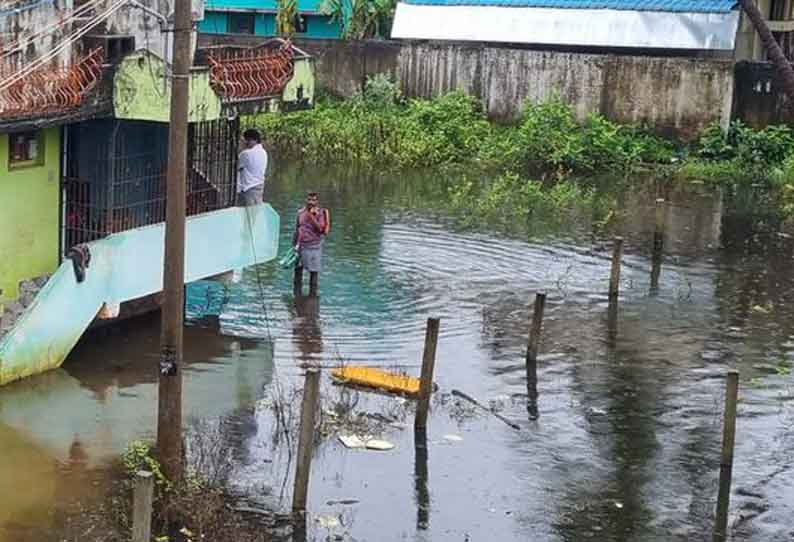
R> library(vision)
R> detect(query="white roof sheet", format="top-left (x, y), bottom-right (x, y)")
top-left (391, 3), bottom-right (740, 50)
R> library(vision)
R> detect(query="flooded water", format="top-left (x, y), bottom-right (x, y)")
top-left (1, 164), bottom-right (793, 541)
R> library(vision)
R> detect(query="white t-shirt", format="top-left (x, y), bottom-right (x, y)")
top-left (237, 144), bottom-right (267, 193)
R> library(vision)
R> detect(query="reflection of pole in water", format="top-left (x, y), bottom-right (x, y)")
top-left (606, 238), bottom-right (622, 346)
top-left (650, 199), bottom-right (665, 294)
top-left (525, 293), bottom-right (546, 420)
top-left (607, 299), bottom-right (618, 346)
top-left (608, 237), bottom-right (624, 302)
top-left (292, 515), bottom-right (308, 542)
top-left (292, 368), bottom-right (320, 514)
top-left (292, 295), bottom-right (322, 366)
top-left (414, 428), bottom-right (430, 530)
top-left (713, 371), bottom-right (739, 542)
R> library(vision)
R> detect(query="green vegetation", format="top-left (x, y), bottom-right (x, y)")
top-left (320, 0), bottom-right (396, 39)
top-left (117, 438), bottom-right (262, 542)
top-left (253, 76), bottom-right (794, 224)
top-left (276, 0), bottom-right (298, 36)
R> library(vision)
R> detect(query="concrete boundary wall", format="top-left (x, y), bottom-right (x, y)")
top-left (199, 34), bottom-right (735, 140)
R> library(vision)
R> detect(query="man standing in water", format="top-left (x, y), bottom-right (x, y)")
top-left (237, 129), bottom-right (267, 206)
top-left (293, 192), bottom-right (330, 296)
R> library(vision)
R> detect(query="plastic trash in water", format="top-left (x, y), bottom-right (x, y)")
top-left (365, 439), bottom-right (395, 451)
top-left (316, 515), bottom-right (341, 528)
top-left (338, 434), bottom-right (395, 451)
top-left (338, 435), bottom-right (367, 449)
top-left (331, 366), bottom-right (421, 397)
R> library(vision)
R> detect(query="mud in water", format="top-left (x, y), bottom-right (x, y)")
top-left (0, 165), bottom-right (792, 541)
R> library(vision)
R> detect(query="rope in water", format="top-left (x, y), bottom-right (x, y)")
top-left (243, 205), bottom-right (275, 344)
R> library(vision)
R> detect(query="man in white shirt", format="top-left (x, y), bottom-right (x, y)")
top-left (237, 128), bottom-right (268, 206)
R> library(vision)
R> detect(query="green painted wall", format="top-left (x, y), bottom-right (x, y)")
top-left (0, 128), bottom-right (60, 308)
top-left (113, 52), bottom-right (222, 123)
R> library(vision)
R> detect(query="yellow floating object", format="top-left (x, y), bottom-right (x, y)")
top-left (331, 366), bottom-right (421, 397)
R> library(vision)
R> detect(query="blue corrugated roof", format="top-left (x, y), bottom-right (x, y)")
top-left (403, 0), bottom-right (737, 13)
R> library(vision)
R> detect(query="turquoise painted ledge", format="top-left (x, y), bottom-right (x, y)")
top-left (0, 204), bottom-right (279, 385)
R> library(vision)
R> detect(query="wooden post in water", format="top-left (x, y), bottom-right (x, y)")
top-left (525, 293), bottom-right (546, 420)
top-left (651, 198), bottom-right (665, 292)
top-left (415, 318), bottom-right (440, 431)
top-left (713, 370), bottom-right (739, 542)
top-left (609, 237), bottom-right (624, 301)
top-left (131, 470), bottom-right (154, 542)
top-left (292, 368), bottom-right (321, 513)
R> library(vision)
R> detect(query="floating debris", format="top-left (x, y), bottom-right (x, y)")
top-left (443, 434), bottom-right (464, 442)
top-left (327, 499), bottom-right (360, 506)
top-left (316, 515), bottom-right (341, 529)
top-left (331, 366), bottom-right (421, 397)
top-left (338, 434), bottom-right (395, 451)
top-left (338, 435), bottom-right (368, 449)
top-left (751, 304), bottom-right (772, 314)
top-left (365, 439), bottom-right (395, 451)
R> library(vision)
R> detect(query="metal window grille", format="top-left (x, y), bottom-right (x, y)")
top-left (63, 117), bottom-right (240, 250)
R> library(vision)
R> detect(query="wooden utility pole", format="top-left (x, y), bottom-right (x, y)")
top-left (157, 0), bottom-right (192, 482)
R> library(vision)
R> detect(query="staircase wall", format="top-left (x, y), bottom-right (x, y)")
top-left (0, 204), bottom-right (280, 385)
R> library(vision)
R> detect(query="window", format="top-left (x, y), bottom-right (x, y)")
top-left (229, 13), bottom-right (255, 34)
top-left (8, 131), bottom-right (43, 168)
top-left (295, 14), bottom-right (308, 33)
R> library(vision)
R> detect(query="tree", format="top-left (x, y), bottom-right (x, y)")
top-left (320, 0), bottom-right (396, 40)
top-left (739, 0), bottom-right (794, 103)
top-left (276, 0), bottom-right (298, 36)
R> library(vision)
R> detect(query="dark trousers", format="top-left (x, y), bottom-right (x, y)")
top-left (293, 266), bottom-right (318, 297)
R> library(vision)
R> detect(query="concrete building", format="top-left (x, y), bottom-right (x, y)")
top-left (199, 0), bottom-right (344, 39)
top-left (0, 0), bottom-right (315, 385)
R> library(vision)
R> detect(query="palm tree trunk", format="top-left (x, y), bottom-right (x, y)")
top-left (739, 0), bottom-right (794, 101)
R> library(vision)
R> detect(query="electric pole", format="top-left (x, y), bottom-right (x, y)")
top-left (157, 0), bottom-right (192, 481)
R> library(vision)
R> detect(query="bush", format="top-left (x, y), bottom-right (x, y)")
top-left (698, 121), bottom-right (794, 165)
top-left (449, 171), bottom-right (595, 226)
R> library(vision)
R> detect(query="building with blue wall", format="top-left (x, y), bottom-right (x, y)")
top-left (199, 0), bottom-right (344, 38)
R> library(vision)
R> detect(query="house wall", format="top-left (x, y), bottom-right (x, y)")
top-left (0, 0), bottom-right (73, 70)
top-left (199, 11), bottom-right (342, 38)
top-left (201, 35), bottom-right (734, 140)
top-left (113, 51), bottom-right (222, 123)
top-left (0, 0), bottom-right (199, 75)
top-left (733, 60), bottom-right (794, 127)
top-left (0, 128), bottom-right (60, 307)
top-left (198, 0), bottom-right (343, 39)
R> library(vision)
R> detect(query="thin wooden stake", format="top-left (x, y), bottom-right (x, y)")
top-left (292, 368), bottom-right (321, 513)
top-left (651, 199), bottom-right (665, 292)
top-left (608, 237), bottom-right (624, 300)
top-left (525, 292), bottom-right (546, 420)
top-left (414, 318), bottom-right (440, 431)
top-left (131, 470), bottom-right (154, 542)
top-left (713, 370), bottom-right (739, 541)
